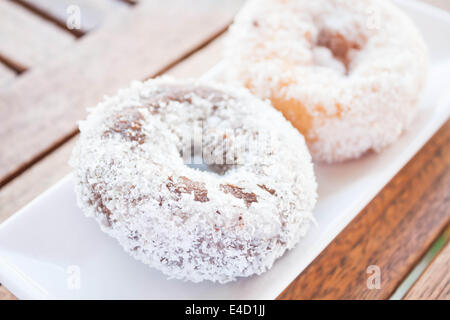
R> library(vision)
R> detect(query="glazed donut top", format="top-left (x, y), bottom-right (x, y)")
top-left (225, 0), bottom-right (428, 162)
top-left (71, 78), bottom-right (317, 281)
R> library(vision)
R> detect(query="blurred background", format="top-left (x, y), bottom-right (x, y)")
top-left (0, 0), bottom-right (449, 88)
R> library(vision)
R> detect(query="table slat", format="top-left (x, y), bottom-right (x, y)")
top-left (163, 35), bottom-right (225, 79)
top-left (0, 33), bottom-right (227, 299)
top-left (279, 121), bottom-right (450, 299)
top-left (0, 0), bottom-right (243, 188)
top-left (0, 34), bottom-right (226, 225)
top-left (420, 0), bottom-right (450, 11)
top-left (0, 0), bottom-right (75, 70)
top-left (1, 0), bottom-right (448, 301)
top-left (14, 0), bottom-right (129, 34)
top-left (404, 240), bottom-right (450, 299)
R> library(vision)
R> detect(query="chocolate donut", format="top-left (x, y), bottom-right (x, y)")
top-left (70, 77), bottom-right (317, 283)
top-left (224, 0), bottom-right (429, 162)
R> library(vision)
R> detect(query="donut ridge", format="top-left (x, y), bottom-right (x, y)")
top-left (225, 0), bottom-right (429, 162)
top-left (71, 77), bottom-right (317, 283)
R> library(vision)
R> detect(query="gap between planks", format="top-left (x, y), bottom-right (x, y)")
top-left (0, 34), bottom-right (225, 224)
top-left (0, 0), bottom-right (243, 188)
top-left (9, 0), bottom-right (126, 37)
top-left (0, 33), bottom-right (228, 190)
top-left (1, 118), bottom-right (448, 301)
top-left (0, 33), bottom-right (225, 301)
top-left (0, 0), bottom-right (136, 79)
top-left (278, 121), bottom-right (450, 300)
top-left (0, 34), bottom-right (225, 190)
top-left (0, 0), bottom-right (75, 72)
top-left (403, 229), bottom-right (450, 300)
top-left (12, 0), bottom-right (135, 36)
top-left (11, 0), bottom-right (84, 38)
top-left (1, 0), bottom-right (448, 301)
top-left (389, 224), bottom-right (450, 299)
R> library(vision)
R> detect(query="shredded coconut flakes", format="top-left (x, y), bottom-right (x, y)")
top-left (224, 0), bottom-right (429, 163)
top-left (70, 77), bottom-right (318, 283)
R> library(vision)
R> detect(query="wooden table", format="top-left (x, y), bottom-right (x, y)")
top-left (0, 0), bottom-right (448, 300)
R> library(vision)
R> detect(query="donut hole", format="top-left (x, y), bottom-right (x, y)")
top-left (180, 138), bottom-right (237, 176)
top-left (183, 151), bottom-right (233, 176)
top-left (314, 29), bottom-right (363, 75)
top-left (144, 84), bottom-right (242, 176)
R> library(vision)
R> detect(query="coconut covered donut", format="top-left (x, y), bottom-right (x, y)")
top-left (70, 77), bottom-right (317, 283)
top-left (224, 0), bottom-right (428, 163)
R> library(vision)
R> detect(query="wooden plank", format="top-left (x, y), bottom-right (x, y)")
top-left (404, 239), bottom-right (450, 300)
top-left (0, 34), bottom-right (225, 225)
top-left (160, 34), bottom-right (225, 79)
top-left (1, 121), bottom-right (447, 300)
top-left (0, 63), bottom-right (16, 87)
top-left (14, 0), bottom-right (130, 34)
top-left (0, 0), bottom-right (243, 187)
top-left (0, 139), bottom-right (76, 224)
top-left (278, 121), bottom-right (450, 300)
top-left (0, 34), bottom-right (226, 300)
top-left (1, 0), bottom-right (446, 301)
top-left (0, 0), bottom-right (75, 69)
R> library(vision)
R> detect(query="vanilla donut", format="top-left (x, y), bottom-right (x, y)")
top-left (224, 0), bottom-right (428, 163)
top-left (70, 77), bottom-right (317, 283)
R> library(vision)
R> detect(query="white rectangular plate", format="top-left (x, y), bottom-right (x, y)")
top-left (0, 0), bottom-right (449, 300)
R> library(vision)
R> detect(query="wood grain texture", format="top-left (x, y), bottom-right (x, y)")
top-left (404, 240), bottom-right (450, 300)
top-left (0, 139), bottom-right (76, 224)
top-left (0, 34), bottom-right (225, 225)
top-left (163, 34), bottom-right (225, 79)
top-left (0, 0), bottom-right (448, 301)
top-left (0, 34), bottom-right (227, 300)
top-left (0, 0), bottom-right (75, 69)
top-left (14, 0), bottom-right (129, 34)
top-left (0, 0), bottom-right (243, 188)
top-left (278, 121), bottom-right (450, 300)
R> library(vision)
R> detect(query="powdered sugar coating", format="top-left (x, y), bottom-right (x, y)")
top-left (224, 0), bottom-right (429, 163)
top-left (70, 77), bottom-right (317, 283)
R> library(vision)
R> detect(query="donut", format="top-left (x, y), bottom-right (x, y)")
top-left (224, 0), bottom-right (429, 163)
top-left (70, 77), bottom-right (317, 283)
